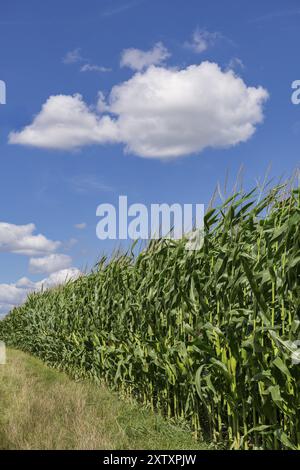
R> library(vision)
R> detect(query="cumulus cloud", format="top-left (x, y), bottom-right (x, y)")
top-left (0, 303), bottom-right (15, 318)
top-left (0, 283), bottom-right (28, 306)
top-left (35, 267), bottom-right (81, 290)
top-left (185, 28), bottom-right (220, 53)
top-left (9, 61), bottom-right (269, 159)
top-left (0, 221), bottom-right (80, 317)
top-left (0, 281), bottom-right (31, 318)
top-left (15, 277), bottom-right (36, 289)
top-left (120, 42), bottom-right (170, 71)
top-left (0, 222), bottom-right (61, 256)
top-left (0, 268), bottom-right (81, 317)
top-left (29, 253), bottom-right (72, 274)
top-left (9, 94), bottom-right (119, 150)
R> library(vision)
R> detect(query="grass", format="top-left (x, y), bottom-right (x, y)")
top-left (0, 349), bottom-right (210, 450)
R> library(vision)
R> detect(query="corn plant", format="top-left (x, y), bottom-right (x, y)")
top-left (0, 181), bottom-right (299, 449)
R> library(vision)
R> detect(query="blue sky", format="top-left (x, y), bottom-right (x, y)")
top-left (0, 0), bottom-right (299, 315)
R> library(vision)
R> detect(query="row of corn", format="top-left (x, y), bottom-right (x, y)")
top-left (0, 182), bottom-right (299, 449)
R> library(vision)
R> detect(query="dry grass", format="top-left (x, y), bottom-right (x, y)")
top-left (0, 349), bottom-right (209, 450)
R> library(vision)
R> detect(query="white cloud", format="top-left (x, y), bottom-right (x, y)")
top-left (108, 62), bottom-right (268, 157)
top-left (9, 94), bottom-right (119, 150)
top-left (0, 221), bottom-right (79, 317)
top-left (15, 277), bottom-right (36, 289)
top-left (185, 28), bottom-right (220, 53)
top-left (29, 253), bottom-right (72, 274)
top-left (63, 48), bottom-right (111, 73)
top-left (0, 222), bottom-right (61, 256)
top-left (35, 267), bottom-right (81, 290)
top-left (63, 48), bottom-right (84, 64)
top-left (0, 303), bottom-right (15, 318)
top-left (80, 64), bottom-right (111, 73)
top-left (9, 61), bottom-right (269, 159)
top-left (0, 283), bottom-right (28, 306)
top-left (120, 42), bottom-right (170, 71)
top-left (227, 57), bottom-right (245, 72)
top-left (0, 268), bottom-right (81, 317)
top-left (74, 222), bottom-right (87, 230)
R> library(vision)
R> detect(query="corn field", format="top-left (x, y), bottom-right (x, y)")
top-left (0, 182), bottom-right (300, 449)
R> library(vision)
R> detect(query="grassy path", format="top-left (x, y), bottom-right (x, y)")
top-left (0, 349), bottom-right (210, 450)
